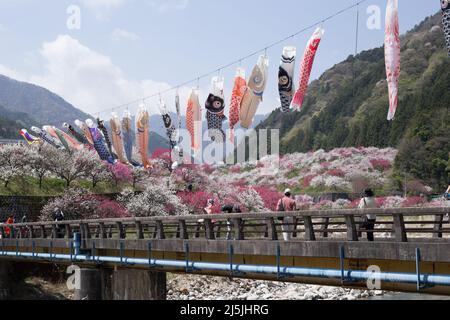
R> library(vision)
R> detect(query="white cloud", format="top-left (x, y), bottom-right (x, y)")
top-left (111, 28), bottom-right (140, 41)
top-left (148, 0), bottom-right (189, 13)
top-left (25, 35), bottom-right (183, 116)
top-left (0, 24), bottom-right (6, 32)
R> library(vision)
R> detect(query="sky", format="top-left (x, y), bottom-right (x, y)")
top-left (0, 0), bottom-right (441, 119)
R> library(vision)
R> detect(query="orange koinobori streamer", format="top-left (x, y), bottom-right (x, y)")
top-left (385, 0), bottom-right (401, 121)
top-left (136, 105), bottom-right (152, 169)
top-left (186, 89), bottom-right (202, 152)
top-left (228, 68), bottom-right (247, 144)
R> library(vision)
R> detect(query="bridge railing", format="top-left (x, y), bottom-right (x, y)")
top-left (1, 207), bottom-right (449, 243)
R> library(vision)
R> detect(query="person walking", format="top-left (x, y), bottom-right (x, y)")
top-left (4, 216), bottom-right (14, 238)
top-left (277, 189), bottom-right (297, 241)
top-left (53, 208), bottom-right (65, 238)
top-left (358, 189), bottom-right (378, 242)
top-left (445, 185), bottom-right (450, 200)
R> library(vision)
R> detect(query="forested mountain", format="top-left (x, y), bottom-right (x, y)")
top-left (0, 104), bottom-right (41, 139)
top-left (0, 75), bottom-right (91, 126)
top-left (255, 12), bottom-right (449, 189)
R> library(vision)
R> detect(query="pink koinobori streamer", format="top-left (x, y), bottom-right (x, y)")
top-left (290, 27), bottom-right (325, 111)
top-left (385, 0), bottom-right (401, 121)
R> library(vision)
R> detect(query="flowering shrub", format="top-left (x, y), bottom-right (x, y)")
top-left (302, 175), bottom-right (317, 188)
top-left (380, 196), bottom-right (405, 208)
top-left (370, 159), bottom-right (392, 172)
top-left (327, 169), bottom-right (345, 177)
top-left (96, 199), bottom-right (129, 219)
top-left (312, 200), bottom-right (333, 210)
top-left (237, 188), bottom-right (266, 212)
top-left (229, 165), bottom-right (241, 174)
top-left (40, 188), bottom-right (130, 221)
top-left (178, 191), bottom-right (219, 214)
top-left (123, 181), bottom-right (189, 217)
top-left (332, 199), bottom-right (351, 209)
top-left (107, 163), bottom-right (133, 186)
top-left (401, 196), bottom-right (426, 208)
top-left (253, 186), bottom-right (282, 211)
top-left (296, 195), bottom-right (314, 210)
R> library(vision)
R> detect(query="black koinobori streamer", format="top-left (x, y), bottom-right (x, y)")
top-left (442, 0), bottom-right (450, 56)
top-left (278, 47), bottom-right (296, 113)
top-left (205, 76), bottom-right (226, 143)
top-left (159, 99), bottom-right (178, 149)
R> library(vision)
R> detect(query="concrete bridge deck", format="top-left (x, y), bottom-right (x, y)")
top-left (0, 207), bottom-right (449, 299)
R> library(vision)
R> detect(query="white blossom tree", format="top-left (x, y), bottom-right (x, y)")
top-left (0, 144), bottom-right (32, 188)
top-left (46, 148), bottom-right (98, 187)
top-left (82, 152), bottom-right (110, 189)
top-left (123, 180), bottom-right (188, 217)
top-left (28, 145), bottom-right (53, 189)
top-left (237, 188), bottom-right (267, 212)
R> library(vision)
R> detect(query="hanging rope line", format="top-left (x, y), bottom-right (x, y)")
top-left (90, 0), bottom-right (369, 118)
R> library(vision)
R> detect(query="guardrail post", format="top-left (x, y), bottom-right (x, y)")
top-left (393, 214), bottom-right (408, 242)
top-left (204, 219), bottom-right (215, 240)
top-left (116, 222), bottom-right (125, 239)
top-left (345, 215), bottom-right (359, 241)
top-left (322, 218), bottom-right (330, 238)
top-left (99, 223), bottom-right (107, 239)
top-left (304, 216), bottom-right (316, 241)
top-left (84, 223), bottom-right (91, 239)
top-left (135, 221), bottom-right (144, 240)
top-left (65, 224), bottom-right (72, 239)
top-left (51, 224), bottom-right (57, 239)
top-left (28, 226), bottom-right (34, 239)
top-left (40, 225), bottom-right (46, 239)
top-left (265, 218), bottom-right (278, 241)
top-left (433, 214), bottom-right (444, 239)
top-left (232, 218), bottom-right (244, 241)
top-left (156, 221), bottom-right (165, 240)
top-left (292, 217), bottom-right (299, 238)
top-left (178, 220), bottom-right (188, 240)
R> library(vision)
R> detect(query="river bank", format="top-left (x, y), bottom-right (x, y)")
top-left (167, 274), bottom-right (383, 300)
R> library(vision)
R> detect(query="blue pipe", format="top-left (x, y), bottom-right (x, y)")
top-left (2, 250), bottom-right (450, 287)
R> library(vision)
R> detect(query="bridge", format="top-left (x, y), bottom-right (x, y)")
top-left (0, 207), bottom-right (449, 300)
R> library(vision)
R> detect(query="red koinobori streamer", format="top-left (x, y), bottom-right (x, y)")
top-left (291, 27), bottom-right (325, 111)
top-left (385, 0), bottom-right (401, 121)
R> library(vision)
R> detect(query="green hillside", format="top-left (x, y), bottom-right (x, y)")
top-left (256, 12), bottom-right (449, 189)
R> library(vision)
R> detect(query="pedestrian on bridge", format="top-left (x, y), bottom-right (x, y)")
top-left (53, 208), bottom-right (65, 238)
top-left (221, 204), bottom-right (242, 240)
top-left (4, 216), bottom-right (14, 238)
top-left (358, 189), bottom-right (377, 242)
top-left (277, 189), bottom-right (297, 241)
top-left (445, 185), bottom-right (450, 201)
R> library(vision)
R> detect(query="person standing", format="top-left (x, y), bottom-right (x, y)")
top-left (358, 189), bottom-right (378, 242)
top-left (221, 204), bottom-right (242, 240)
top-left (277, 189), bottom-right (297, 241)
